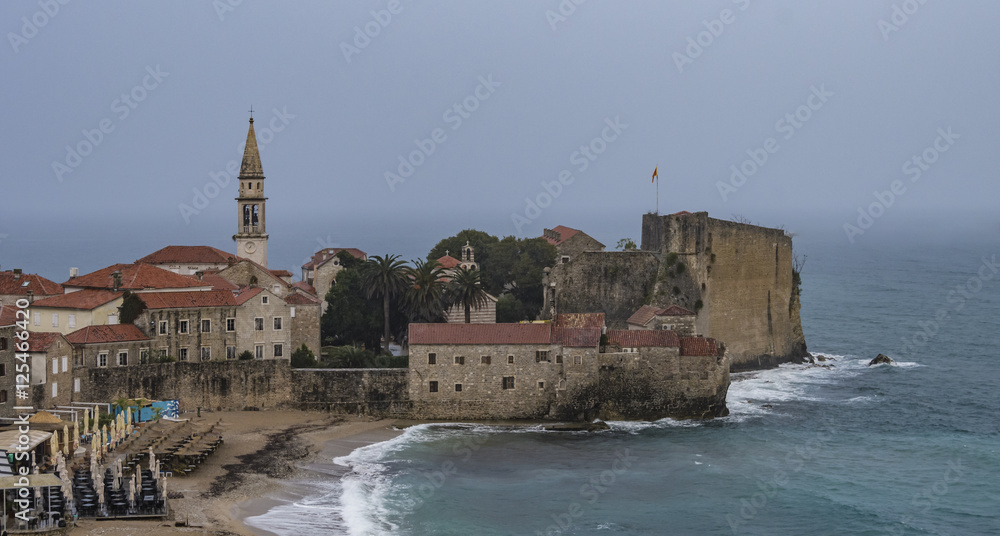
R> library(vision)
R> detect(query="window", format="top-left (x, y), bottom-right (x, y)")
top-left (455, 383), bottom-right (463, 392)
top-left (118, 351), bottom-right (128, 366)
top-left (0, 363), bottom-right (6, 376)
top-left (98, 352), bottom-right (108, 367)
top-left (454, 356), bottom-right (465, 365)
top-left (0, 390), bottom-right (6, 403)
top-left (52, 382), bottom-right (57, 398)
top-left (226, 346), bottom-right (236, 360)
top-left (429, 381), bottom-right (438, 393)
top-left (0, 338), bottom-right (5, 350)
top-left (561, 256), bottom-right (570, 264)
top-left (574, 355), bottom-right (582, 365)
top-left (273, 317), bottom-right (282, 330)
top-left (201, 346), bottom-right (211, 360)
top-left (62, 356), bottom-right (68, 372)
top-left (427, 353), bottom-right (436, 365)
top-left (159, 321), bottom-right (168, 335)
top-left (290, 307), bottom-right (296, 318)
top-left (33, 312), bottom-right (40, 326)
top-left (226, 318), bottom-right (236, 332)
top-left (556, 355), bottom-right (563, 364)
top-left (262, 296), bottom-right (269, 305)
top-left (179, 320), bottom-right (189, 334)
top-left (68, 314), bottom-right (76, 329)
top-left (538, 381), bottom-right (545, 389)
top-left (273, 344), bottom-right (283, 358)
top-left (502, 376), bottom-right (515, 390)
top-left (481, 355), bottom-right (491, 365)
top-left (51, 314), bottom-right (59, 327)
top-left (52, 358), bottom-right (58, 374)
top-left (507, 355), bottom-right (515, 364)
top-left (74, 378), bottom-right (81, 392)
top-left (140, 348), bottom-right (149, 364)
top-left (201, 319), bottom-right (211, 333)
top-left (254, 317), bottom-right (264, 331)
top-left (255, 344), bottom-right (264, 359)
top-left (178, 348), bottom-right (188, 361)
top-left (535, 350), bottom-right (549, 363)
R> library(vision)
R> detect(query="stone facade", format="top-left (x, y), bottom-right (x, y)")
top-left (137, 302), bottom-right (238, 363)
top-left (286, 293), bottom-right (322, 357)
top-left (442, 296), bottom-right (497, 324)
top-left (542, 226), bottom-right (606, 264)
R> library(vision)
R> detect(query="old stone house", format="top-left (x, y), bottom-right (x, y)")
top-left (626, 304), bottom-right (697, 336)
top-left (66, 325), bottom-right (150, 370)
top-left (0, 269), bottom-right (63, 306)
top-left (301, 248), bottom-right (367, 303)
top-left (137, 245), bottom-right (237, 276)
top-left (30, 289), bottom-right (124, 335)
top-left (541, 225), bottom-right (606, 264)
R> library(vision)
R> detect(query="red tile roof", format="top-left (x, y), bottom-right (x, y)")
top-left (0, 305), bottom-right (17, 326)
top-left (64, 263), bottom-right (209, 291)
top-left (626, 305), bottom-right (696, 326)
top-left (269, 269), bottom-right (293, 278)
top-left (136, 245), bottom-right (235, 265)
top-left (139, 290), bottom-right (239, 309)
top-left (302, 248), bottom-right (368, 270)
top-left (679, 337), bottom-right (719, 356)
top-left (410, 323), bottom-right (553, 345)
top-left (553, 327), bottom-right (601, 347)
top-left (292, 281), bottom-right (316, 295)
top-left (25, 332), bottom-right (66, 352)
top-left (0, 271), bottom-right (64, 296)
top-left (541, 225), bottom-right (581, 246)
top-left (554, 313), bottom-right (605, 329)
top-left (193, 273), bottom-right (239, 291)
top-left (607, 329), bottom-right (680, 348)
top-left (65, 324), bottom-right (149, 345)
top-left (285, 292), bottom-right (321, 305)
top-left (661, 305), bottom-right (695, 316)
top-left (436, 255), bottom-right (461, 269)
top-left (232, 287), bottom-right (264, 305)
top-left (32, 290), bottom-right (124, 310)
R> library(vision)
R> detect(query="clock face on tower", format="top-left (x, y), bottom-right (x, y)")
top-left (244, 241), bottom-right (256, 253)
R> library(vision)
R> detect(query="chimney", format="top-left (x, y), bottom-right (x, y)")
top-left (69, 267), bottom-right (79, 279)
top-left (112, 270), bottom-right (122, 292)
top-left (13, 268), bottom-right (21, 280)
top-left (26, 290), bottom-right (33, 303)
top-left (195, 271), bottom-right (204, 281)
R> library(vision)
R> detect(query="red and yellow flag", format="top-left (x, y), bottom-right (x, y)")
top-left (652, 166), bottom-right (658, 183)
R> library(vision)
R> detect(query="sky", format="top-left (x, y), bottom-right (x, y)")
top-left (2, 1), bottom-right (999, 282)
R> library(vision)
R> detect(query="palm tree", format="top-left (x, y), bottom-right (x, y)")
top-left (360, 254), bottom-right (409, 351)
top-left (406, 259), bottom-right (448, 323)
top-left (449, 266), bottom-right (490, 323)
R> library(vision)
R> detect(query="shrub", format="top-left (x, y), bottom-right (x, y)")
top-left (290, 344), bottom-right (318, 368)
top-left (238, 350), bottom-right (254, 361)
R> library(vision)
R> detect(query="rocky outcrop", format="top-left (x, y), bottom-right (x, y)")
top-left (869, 354), bottom-right (894, 366)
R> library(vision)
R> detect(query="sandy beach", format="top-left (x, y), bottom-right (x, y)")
top-left (67, 410), bottom-right (401, 536)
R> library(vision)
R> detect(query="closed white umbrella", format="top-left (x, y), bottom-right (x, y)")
top-left (62, 425), bottom-right (70, 456)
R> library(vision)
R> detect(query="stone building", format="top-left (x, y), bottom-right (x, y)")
top-left (0, 306), bottom-right (18, 417)
top-left (30, 290), bottom-right (124, 334)
top-left (66, 325), bottom-right (150, 369)
top-left (233, 117), bottom-right (270, 267)
top-left (62, 263), bottom-right (211, 294)
top-left (542, 225), bottom-right (606, 264)
top-left (25, 332), bottom-right (75, 414)
top-left (626, 304), bottom-right (697, 336)
top-left (301, 248), bottom-right (367, 302)
top-left (0, 269), bottom-right (63, 306)
top-left (285, 292), bottom-right (322, 357)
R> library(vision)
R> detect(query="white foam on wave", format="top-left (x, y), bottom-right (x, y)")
top-left (725, 353), bottom-right (868, 417)
top-left (605, 417), bottom-right (704, 434)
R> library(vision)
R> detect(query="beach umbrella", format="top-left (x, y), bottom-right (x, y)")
top-left (73, 420), bottom-right (80, 452)
top-left (93, 406), bottom-right (100, 433)
top-left (83, 410), bottom-right (89, 438)
top-left (63, 425), bottom-right (70, 456)
top-left (49, 433), bottom-right (59, 462)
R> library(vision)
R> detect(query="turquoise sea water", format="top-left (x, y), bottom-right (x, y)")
top-left (246, 237), bottom-right (1000, 535)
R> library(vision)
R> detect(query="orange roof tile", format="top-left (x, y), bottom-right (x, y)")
top-left (541, 225), bottom-right (581, 246)
top-left (25, 332), bottom-right (67, 352)
top-left (410, 323), bottom-right (552, 345)
top-left (436, 255), bottom-right (461, 269)
top-left (626, 305), bottom-right (661, 327)
top-left (286, 292), bottom-right (321, 305)
top-left (233, 287), bottom-right (264, 305)
top-left (136, 245), bottom-right (235, 265)
top-left (64, 263), bottom-right (209, 291)
top-left (269, 269), bottom-right (293, 278)
top-left (679, 337), bottom-right (719, 356)
top-left (65, 324), bottom-right (149, 345)
top-left (292, 281), bottom-right (316, 294)
top-left (660, 305), bottom-right (695, 316)
top-left (32, 290), bottom-right (124, 310)
top-left (302, 248), bottom-right (368, 270)
top-left (554, 313), bottom-right (605, 329)
top-left (139, 290), bottom-right (239, 309)
top-left (0, 305), bottom-right (18, 326)
top-left (0, 271), bottom-right (64, 296)
top-left (552, 327), bottom-right (601, 347)
top-left (608, 329), bottom-right (680, 348)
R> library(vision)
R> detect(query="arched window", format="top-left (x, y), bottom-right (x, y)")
top-left (251, 205), bottom-right (259, 226)
top-left (243, 205), bottom-right (251, 226)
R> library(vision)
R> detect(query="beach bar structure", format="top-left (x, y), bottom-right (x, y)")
top-left (0, 431), bottom-right (55, 475)
top-left (0, 473), bottom-right (68, 533)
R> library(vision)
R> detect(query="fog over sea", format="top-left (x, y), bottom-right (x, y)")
top-left (224, 225), bottom-right (998, 535)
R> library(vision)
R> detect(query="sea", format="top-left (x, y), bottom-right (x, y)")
top-left (238, 233), bottom-right (1000, 535)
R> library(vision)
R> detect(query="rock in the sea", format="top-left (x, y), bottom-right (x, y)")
top-left (544, 420), bottom-right (611, 432)
top-left (869, 354), bottom-right (894, 366)
top-left (816, 355), bottom-right (827, 362)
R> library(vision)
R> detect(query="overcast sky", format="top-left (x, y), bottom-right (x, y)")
top-left (2, 1), bottom-right (998, 280)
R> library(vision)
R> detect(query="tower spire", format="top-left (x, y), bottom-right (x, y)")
top-left (240, 117), bottom-right (264, 178)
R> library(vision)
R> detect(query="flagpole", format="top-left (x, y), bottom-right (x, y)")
top-left (656, 172), bottom-right (659, 215)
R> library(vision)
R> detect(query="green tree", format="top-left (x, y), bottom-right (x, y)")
top-left (496, 293), bottom-right (528, 323)
top-left (118, 291), bottom-right (146, 325)
top-left (616, 238), bottom-right (638, 251)
top-left (290, 344), bottom-right (318, 368)
top-left (322, 267), bottom-right (383, 351)
top-left (360, 254), bottom-right (410, 351)
top-left (449, 266), bottom-right (490, 323)
top-left (238, 350), bottom-right (254, 361)
top-left (405, 259), bottom-right (448, 323)
top-left (428, 229), bottom-right (499, 280)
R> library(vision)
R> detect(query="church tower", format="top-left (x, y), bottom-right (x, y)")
top-left (233, 116), bottom-right (269, 267)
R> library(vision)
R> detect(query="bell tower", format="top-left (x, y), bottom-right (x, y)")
top-left (233, 115), bottom-right (269, 267)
